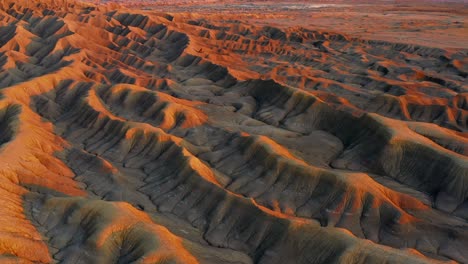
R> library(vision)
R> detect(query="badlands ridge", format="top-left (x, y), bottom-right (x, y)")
top-left (0, 0), bottom-right (467, 263)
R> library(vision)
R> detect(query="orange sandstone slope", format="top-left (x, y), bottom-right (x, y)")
top-left (0, 0), bottom-right (467, 263)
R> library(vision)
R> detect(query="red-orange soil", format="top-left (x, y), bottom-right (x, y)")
top-left (0, 0), bottom-right (466, 263)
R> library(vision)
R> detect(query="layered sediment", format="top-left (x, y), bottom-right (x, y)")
top-left (0, 0), bottom-right (466, 263)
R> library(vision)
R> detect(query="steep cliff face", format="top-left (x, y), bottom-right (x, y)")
top-left (0, 1), bottom-right (466, 263)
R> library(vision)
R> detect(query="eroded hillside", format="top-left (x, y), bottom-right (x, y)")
top-left (0, 0), bottom-right (467, 263)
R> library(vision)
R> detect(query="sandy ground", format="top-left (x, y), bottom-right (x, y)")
top-left (141, 1), bottom-right (468, 49)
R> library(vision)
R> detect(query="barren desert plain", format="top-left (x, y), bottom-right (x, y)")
top-left (0, 0), bottom-right (467, 263)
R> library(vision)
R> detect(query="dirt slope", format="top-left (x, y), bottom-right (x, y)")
top-left (0, 0), bottom-right (466, 263)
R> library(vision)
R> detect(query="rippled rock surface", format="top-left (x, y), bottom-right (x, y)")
top-left (0, 1), bottom-right (466, 263)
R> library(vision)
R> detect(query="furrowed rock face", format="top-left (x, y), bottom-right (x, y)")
top-left (0, 0), bottom-right (466, 263)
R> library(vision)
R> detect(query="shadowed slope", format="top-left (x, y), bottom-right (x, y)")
top-left (0, 1), bottom-right (466, 263)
